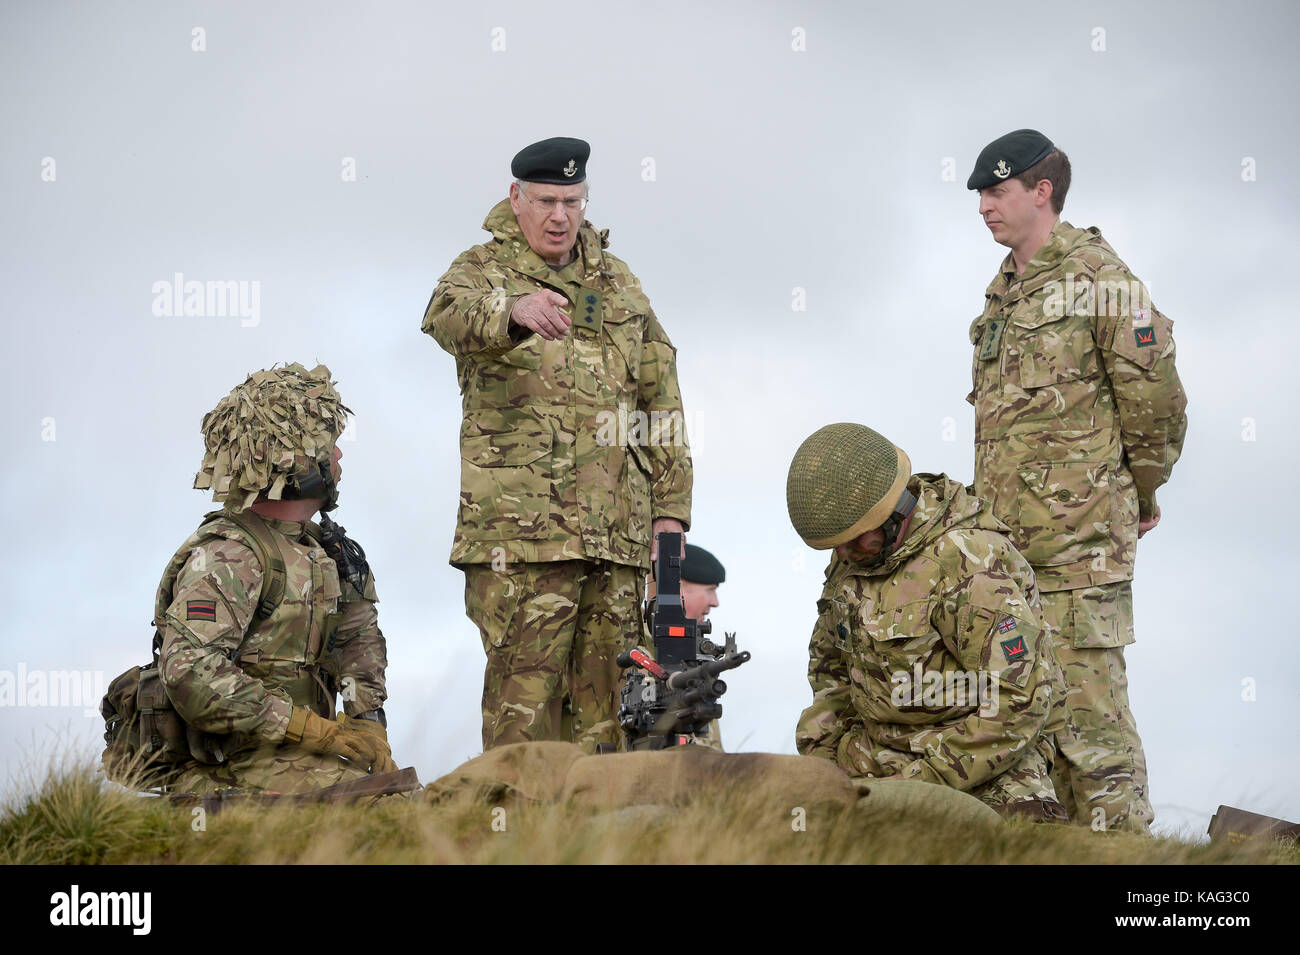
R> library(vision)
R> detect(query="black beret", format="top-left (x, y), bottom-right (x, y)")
top-left (682, 544), bottom-right (725, 585)
top-left (511, 137), bottom-right (590, 184)
top-left (967, 129), bottom-right (1055, 190)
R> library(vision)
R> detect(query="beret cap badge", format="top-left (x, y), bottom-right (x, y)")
top-left (967, 129), bottom-right (1054, 190)
top-left (511, 137), bottom-right (590, 184)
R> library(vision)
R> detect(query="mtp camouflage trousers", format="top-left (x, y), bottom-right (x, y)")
top-left (1040, 581), bottom-right (1153, 832)
top-left (167, 744), bottom-right (369, 795)
top-left (464, 559), bottom-right (644, 753)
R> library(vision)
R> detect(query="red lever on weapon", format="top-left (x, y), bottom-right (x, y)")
top-left (627, 647), bottom-right (668, 680)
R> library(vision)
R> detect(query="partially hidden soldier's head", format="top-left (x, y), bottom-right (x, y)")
top-left (681, 543), bottom-right (725, 622)
top-left (193, 362), bottom-right (351, 514)
top-left (968, 129), bottom-right (1072, 246)
top-left (508, 136), bottom-right (591, 266)
top-left (786, 423), bottom-right (918, 568)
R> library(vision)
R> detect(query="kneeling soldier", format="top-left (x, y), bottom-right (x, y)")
top-left (156, 363), bottom-right (396, 793)
top-left (788, 423), bottom-right (1066, 821)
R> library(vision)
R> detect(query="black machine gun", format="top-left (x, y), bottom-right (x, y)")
top-left (615, 532), bottom-right (751, 750)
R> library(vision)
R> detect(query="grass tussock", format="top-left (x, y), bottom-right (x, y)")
top-left (2, 760), bottom-right (1296, 865)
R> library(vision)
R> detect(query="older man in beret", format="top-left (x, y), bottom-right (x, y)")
top-left (965, 129), bottom-right (1188, 831)
top-left (680, 543), bottom-right (725, 625)
top-left (422, 137), bottom-right (692, 754)
top-left (679, 543), bottom-right (728, 750)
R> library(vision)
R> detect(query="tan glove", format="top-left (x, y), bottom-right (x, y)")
top-left (338, 713), bottom-right (399, 774)
top-left (283, 706), bottom-right (375, 765)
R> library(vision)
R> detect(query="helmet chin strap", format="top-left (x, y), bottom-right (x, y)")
top-left (862, 488), bottom-right (917, 569)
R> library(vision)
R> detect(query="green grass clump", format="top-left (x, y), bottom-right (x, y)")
top-left (2, 760), bottom-right (1296, 865)
top-left (0, 762), bottom-right (182, 865)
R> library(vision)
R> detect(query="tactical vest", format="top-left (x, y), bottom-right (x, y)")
top-left (103, 511), bottom-right (355, 785)
top-left (154, 510), bottom-right (342, 719)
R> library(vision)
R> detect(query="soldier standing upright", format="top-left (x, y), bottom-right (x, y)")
top-left (150, 363), bottom-right (396, 794)
top-left (966, 129), bottom-right (1188, 830)
top-left (422, 137), bottom-right (692, 753)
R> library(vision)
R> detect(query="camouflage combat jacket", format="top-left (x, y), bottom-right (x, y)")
top-left (969, 222), bottom-right (1188, 592)
top-left (796, 476), bottom-right (1064, 794)
top-left (423, 199), bottom-right (692, 570)
top-left (156, 512), bottom-right (388, 747)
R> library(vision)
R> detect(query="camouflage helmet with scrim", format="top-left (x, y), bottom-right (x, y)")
top-left (193, 363), bottom-right (351, 513)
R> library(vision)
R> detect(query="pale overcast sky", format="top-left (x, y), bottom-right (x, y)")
top-left (3, 0), bottom-right (1297, 837)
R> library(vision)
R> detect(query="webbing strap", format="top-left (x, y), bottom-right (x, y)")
top-left (213, 510), bottom-right (287, 622)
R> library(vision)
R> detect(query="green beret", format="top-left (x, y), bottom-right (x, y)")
top-left (682, 544), bottom-right (725, 585)
top-left (511, 137), bottom-right (590, 184)
top-left (967, 129), bottom-right (1055, 190)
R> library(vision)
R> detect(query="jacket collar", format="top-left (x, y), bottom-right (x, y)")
top-left (482, 198), bottom-right (610, 279)
top-left (986, 220), bottom-right (1097, 298)
top-left (830, 474), bottom-right (991, 581)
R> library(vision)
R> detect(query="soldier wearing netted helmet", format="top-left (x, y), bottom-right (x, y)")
top-left (148, 362), bottom-right (398, 794)
top-left (788, 423), bottom-right (1067, 821)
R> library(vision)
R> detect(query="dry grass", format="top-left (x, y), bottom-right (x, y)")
top-left (2, 760), bottom-right (1295, 865)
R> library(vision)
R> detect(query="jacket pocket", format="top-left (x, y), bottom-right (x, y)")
top-left (862, 599), bottom-right (938, 668)
top-left (1007, 309), bottom-right (1098, 390)
top-left (604, 299), bottom-right (645, 385)
top-left (1013, 462), bottom-right (1112, 567)
top-left (494, 336), bottom-right (542, 371)
top-left (621, 441), bottom-right (652, 546)
top-left (458, 412), bottom-right (554, 541)
top-left (860, 598), bottom-right (950, 724)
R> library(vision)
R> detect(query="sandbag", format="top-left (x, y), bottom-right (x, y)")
top-left (424, 742), bottom-right (588, 805)
top-left (854, 777), bottom-right (1003, 827)
top-left (562, 748), bottom-right (857, 810)
top-left (425, 742), bottom-right (858, 812)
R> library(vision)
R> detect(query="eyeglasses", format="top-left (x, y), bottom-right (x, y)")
top-left (519, 187), bottom-right (588, 214)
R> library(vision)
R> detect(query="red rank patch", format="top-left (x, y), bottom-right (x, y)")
top-left (1000, 636), bottom-right (1028, 662)
top-left (186, 599), bottom-right (217, 621)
